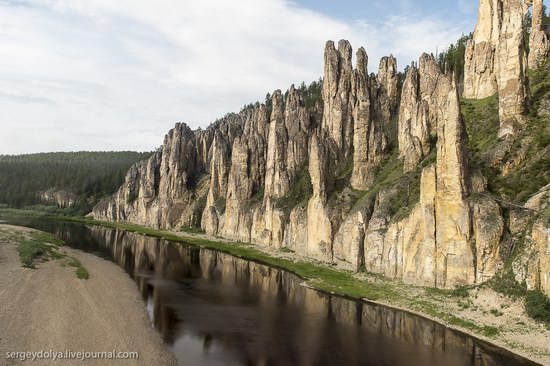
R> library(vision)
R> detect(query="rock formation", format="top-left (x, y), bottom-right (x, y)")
top-left (306, 132), bottom-right (335, 261)
top-left (513, 184), bottom-right (550, 297)
top-left (378, 56), bottom-right (399, 114)
top-left (463, 0), bottom-right (530, 137)
top-left (528, 0), bottom-right (550, 68)
top-left (379, 73), bottom-right (502, 287)
top-left (38, 189), bottom-right (77, 208)
top-left (93, 123), bottom-right (209, 229)
top-left (351, 48), bottom-right (391, 190)
top-left (94, 28), bottom-right (539, 290)
top-left (432, 77), bottom-right (474, 287)
top-left (322, 41), bottom-right (354, 160)
top-left (463, 0), bottom-right (501, 100)
top-left (528, 220), bottom-right (550, 296)
top-left (398, 54), bottom-right (442, 172)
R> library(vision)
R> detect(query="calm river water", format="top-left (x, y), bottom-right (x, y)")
top-left (5, 218), bottom-right (541, 366)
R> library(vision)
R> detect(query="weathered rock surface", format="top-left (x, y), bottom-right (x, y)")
top-left (378, 76), bottom-right (487, 288)
top-left (513, 184), bottom-right (550, 296)
top-left (528, 0), bottom-right (550, 69)
top-left (306, 132), bottom-right (335, 261)
top-left (398, 54), bottom-right (441, 172)
top-left (497, 0), bottom-right (530, 136)
top-left (351, 48), bottom-right (390, 190)
top-left (321, 41), bottom-right (393, 190)
top-left (38, 189), bottom-right (77, 208)
top-left (378, 56), bottom-right (399, 114)
top-left (93, 36), bottom-right (527, 290)
top-left (529, 220), bottom-right (550, 297)
top-left (322, 40), bottom-right (355, 159)
top-left (93, 124), bottom-right (209, 229)
top-left (463, 0), bottom-right (530, 137)
top-left (472, 198), bottom-right (505, 282)
top-left (379, 166), bottom-right (437, 286)
top-left (433, 78), bottom-right (474, 287)
top-left (463, 0), bottom-right (500, 100)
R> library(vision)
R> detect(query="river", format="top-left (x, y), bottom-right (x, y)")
top-left (5, 218), bottom-right (541, 366)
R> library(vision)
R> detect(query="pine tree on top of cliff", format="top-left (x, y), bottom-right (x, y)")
top-left (437, 33), bottom-right (473, 82)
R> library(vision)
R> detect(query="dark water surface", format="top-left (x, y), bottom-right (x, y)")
top-left (4, 219), bottom-right (541, 366)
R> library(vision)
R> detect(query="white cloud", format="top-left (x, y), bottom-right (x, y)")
top-left (0, 0), bottom-right (473, 154)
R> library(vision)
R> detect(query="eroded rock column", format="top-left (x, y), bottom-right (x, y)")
top-left (528, 0), bottom-right (550, 68)
top-left (463, 0), bottom-right (529, 137)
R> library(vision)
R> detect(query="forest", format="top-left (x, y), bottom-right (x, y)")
top-left (0, 151), bottom-right (152, 215)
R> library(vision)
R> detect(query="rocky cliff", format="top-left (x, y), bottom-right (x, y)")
top-left (38, 189), bottom-right (77, 208)
top-left (94, 0), bottom-right (549, 292)
top-left (529, 0), bottom-right (550, 69)
top-left (463, 0), bottom-right (531, 138)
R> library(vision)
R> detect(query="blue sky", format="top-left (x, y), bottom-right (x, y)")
top-left (293, 0), bottom-right (477, 24)
top-left (0, 0), bottom-right (479, 154)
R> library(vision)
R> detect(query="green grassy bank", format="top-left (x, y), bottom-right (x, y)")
top-left (2, 208), bottom-right (550, 354)
top-left (0, 208), bottom-right (523, 338)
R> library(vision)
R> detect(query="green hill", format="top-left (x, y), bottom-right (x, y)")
top-left (0, 151), bottom-right (152, 215)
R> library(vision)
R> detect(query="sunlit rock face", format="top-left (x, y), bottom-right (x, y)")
top-left (94, 36), bottom-right (513, 289)
top-left (529, 0), bottom-right (550, 69)
top-left (321, 40), bottom-right (393, 191)
top-left (463, 0), bottom-right (531, 138)
top-left (93, 123), bottom-right (208, 229)
top-left (513, 184), bottom-right (550, 297)
top-left (398, 54), bottom-right (443, 172)
top-left (463, 0), bottom-right (501, 100)
top-left (381, 74), bottom-right (503, 288)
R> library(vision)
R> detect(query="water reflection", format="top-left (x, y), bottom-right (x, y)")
top-left (6, 219), bottom-right (540, 366)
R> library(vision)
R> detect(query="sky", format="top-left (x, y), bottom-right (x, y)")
top-left (0, 0), bottom-right (478, 154)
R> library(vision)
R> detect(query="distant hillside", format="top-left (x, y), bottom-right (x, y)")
top-left (0, 151), bottom-right (153, 215)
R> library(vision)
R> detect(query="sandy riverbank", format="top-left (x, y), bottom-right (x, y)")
top-left (0, 224), bottom-right (177, 366)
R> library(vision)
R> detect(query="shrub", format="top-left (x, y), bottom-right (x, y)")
top-left (76, 266), bottom-right (89, 280)
top-left (275, 163), bottom-right (313, 223)
top-left (488, 270), bottom-right (528, 299)
top-left (482, 326), bottom-right (500, 337)
top-left (525, 290), bottom-right (550, 324)
top-left (451, 285), bottom-right (471, 298)
top-left (17, 240), bottom-right (46, 268)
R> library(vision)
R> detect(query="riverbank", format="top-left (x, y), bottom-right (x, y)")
top-left (78, 218), bottom-right (550, 365)
top-left (2, 210), bottom-right (550, 365)
top-left (0, 224), bottom-right (177, 366)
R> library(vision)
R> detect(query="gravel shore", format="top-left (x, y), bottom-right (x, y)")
top-left (0, 224), bottom-right (177, 366)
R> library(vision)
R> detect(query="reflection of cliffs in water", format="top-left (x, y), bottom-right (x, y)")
top-left (82, 225), bottom-right (529, 366)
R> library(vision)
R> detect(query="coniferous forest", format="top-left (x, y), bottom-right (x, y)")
top-left (0, 151), bottom-right (152, 215)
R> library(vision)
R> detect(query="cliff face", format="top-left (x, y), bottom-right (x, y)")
top-left (93, 123), bottom-right (209, 229)
top-left (93, 0), bottom-right (549, 291)
top-left (38, 189), bottom-right (77, 208)
top-left (92, 44), bottom-right (502, 289)
top-left (513, 184), bottom-right (550, 296)
top-left (322, 41), bottom-right (395, 191)
top-left (463, 0), bottom-right (530, 138)
top-left (529, 0), bottom-right (550, 68)
top-left (460, 0), bottom-right (550, 297)
top-left (398, 54), bottom-right (441, 172)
